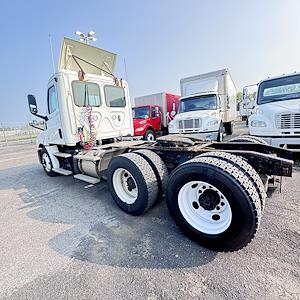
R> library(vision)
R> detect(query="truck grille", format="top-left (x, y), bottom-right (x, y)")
top-left (178, 119), bottom-right (201, 130)
top-left (275, 113), bottom-right (300, 129)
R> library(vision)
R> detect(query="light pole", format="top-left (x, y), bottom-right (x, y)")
top-left (75, 31), bottom-right (97, 44)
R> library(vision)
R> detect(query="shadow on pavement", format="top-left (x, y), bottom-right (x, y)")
top-left (0, 163), bottom-right (217, 269)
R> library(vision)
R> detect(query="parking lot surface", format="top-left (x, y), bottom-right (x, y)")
top-left (0, 142), bottom-right (299, 300)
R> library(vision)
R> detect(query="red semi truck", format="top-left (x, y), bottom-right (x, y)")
top-left (133, 92), bottom-right (180, 140)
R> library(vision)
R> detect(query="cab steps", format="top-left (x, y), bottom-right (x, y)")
top-left (53, 168), bottom-right (73, 175)
top-left (53, 152), bottom-right (72, 158)
top-left (73, 174), bottom-right (100, 184)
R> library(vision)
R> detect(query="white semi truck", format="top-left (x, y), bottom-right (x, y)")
top-left (168, 69), bottom-right (237, 141)
top-left (249, 72), bottom-right (300, 147)
top-left (27, 37), bottom-right (294, 252)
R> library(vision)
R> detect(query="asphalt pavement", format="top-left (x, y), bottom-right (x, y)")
top-left (0, 135), bottom-right (299, 299)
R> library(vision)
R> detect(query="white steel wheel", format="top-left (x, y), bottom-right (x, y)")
top-left (112, 168), bottom-right (138, 204)
top-left (42, 152), bottom-right (52, 172)
top-left (144, 130), bottom-right (155, 141)
top-left (147, 133), bottom-right (155, 141)
top-left (178, 181), bottom-right (232, 235)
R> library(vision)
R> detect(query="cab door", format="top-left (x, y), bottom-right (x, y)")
top-left (150, 106), bottom-right (162, 131)
top-left (45, 81), bottom-right (64, 144)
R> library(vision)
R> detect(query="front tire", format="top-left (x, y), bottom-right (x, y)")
top-left (144, 130), bottom-right (156, 141)
top-left (40, 148), bottom-right (57, 177)
top-left (107, 153), bottom-right (158, 215)
top-left (166, 156), bottom-right (261, 251)
top-left (224, 122), bottom-right (233, 135)
top-left (217, 122), bottom-right (224, 142)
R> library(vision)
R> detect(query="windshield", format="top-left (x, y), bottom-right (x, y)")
top-left (179, 95), bottom-right (218, 113)
top-left (258, 74), bottom-right (300, 104)
top-left (132, 106), bottom-right (150, 119)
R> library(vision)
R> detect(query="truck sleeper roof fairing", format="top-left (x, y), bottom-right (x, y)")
top-left (58, 37), bottom-right (117, 77)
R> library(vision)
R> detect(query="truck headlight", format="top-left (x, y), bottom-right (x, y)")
top-left (251, 120), bottom-right (267, 127)
top-left (136, 127), bottom-right (144, 132)
top-left (207, 120), bottom-right (219, 126)
top-left (254, 107), bottom-right (263, 114)
top-left (139, 120), bottom-right (147, 125)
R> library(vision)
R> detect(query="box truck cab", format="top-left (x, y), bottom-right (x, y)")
top-left (168, 69), bottom-right (237, 141)
top-left (249, 72), bottom-right (300, 147)
top-left (133, 92), bottom-right (180, 140)
top-left (29, 38), bottom-right (133, 150)
top-left (132, 105), bottom-right (162, 140)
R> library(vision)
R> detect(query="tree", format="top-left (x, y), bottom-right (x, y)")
top-left (236, 91), bottom-right (243, 103)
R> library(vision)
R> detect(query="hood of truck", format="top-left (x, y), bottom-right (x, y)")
top-left (58, 37), bottom-right (116, 77)
top-left (257, 98), bottom-right (300, 114)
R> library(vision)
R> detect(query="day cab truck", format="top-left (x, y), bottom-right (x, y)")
top-left (27, 37), bottom-right (294, 252)
top-left (249, 72), bottom-right (300, 147)
top-left (133, 93), bottom-right (180, 140)
top-left (168, 69), bottom-right (237, 141)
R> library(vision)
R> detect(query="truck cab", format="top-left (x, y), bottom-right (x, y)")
top-left (249, 72), bottom-right (300, 147)
top-left (132, 105), bottom-right (161, 140)
top-left (28, 38), bottom-right (133, 150)
top-left (169, 69), bottom-right (237, 141)
top-left (169, 92), bottom-right (223, 140)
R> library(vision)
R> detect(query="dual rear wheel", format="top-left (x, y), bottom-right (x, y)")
top-left (107, 149), bottom-right (263, 251)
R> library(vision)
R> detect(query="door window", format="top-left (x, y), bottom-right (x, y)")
top-left (48, 85), bottom-right (58, 114)
top-left (104, 86), bottom-right (126, 107)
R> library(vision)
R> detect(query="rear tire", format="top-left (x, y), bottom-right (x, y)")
top-left (198, 152), bottom-right (266, 211)
top-left (230, 135), bottom-right (268, 145)
top-left (107, 153), bottom-right (158, 215)
top-left (133, 149), bottom-right (168, 200)
top-left (166, 156), bottom-right (261, 251)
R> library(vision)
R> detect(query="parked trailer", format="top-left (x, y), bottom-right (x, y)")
top-left (28, 37), bottom-right (294, 252)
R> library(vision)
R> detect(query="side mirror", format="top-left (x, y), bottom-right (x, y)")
top-left (28, 94), bottom-right (38, 115)
top-left (27, 94), bottom-right (48, 121)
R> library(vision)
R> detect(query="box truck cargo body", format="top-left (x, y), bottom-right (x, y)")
top-left (134, 93), bottom-right (180, 128)
top-left (169, 69), bottom-right (237, 141)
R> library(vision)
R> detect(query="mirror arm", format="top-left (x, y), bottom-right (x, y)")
top-left (29, 123), bottom-right (45, 131)
top-left (35, 114), bottom-right (48, 121)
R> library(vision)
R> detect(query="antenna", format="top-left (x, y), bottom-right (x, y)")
top-left (124, 57), bottom-right (128, 82)
top-left (49, 34), bottom-right (55, 73)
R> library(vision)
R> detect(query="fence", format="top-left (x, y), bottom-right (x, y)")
top-left (0, 122), bottom-right (41, 147)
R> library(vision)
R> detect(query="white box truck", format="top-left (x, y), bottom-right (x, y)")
top-left (26, 37), bottom-right (294, 252)
top-left (249, 72), bottom-right (300, 147)
top-left (168, 69), bottom-right (237, 141)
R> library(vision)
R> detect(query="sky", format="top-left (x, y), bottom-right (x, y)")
top-left (1, 0), bottom-right (300, 123)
